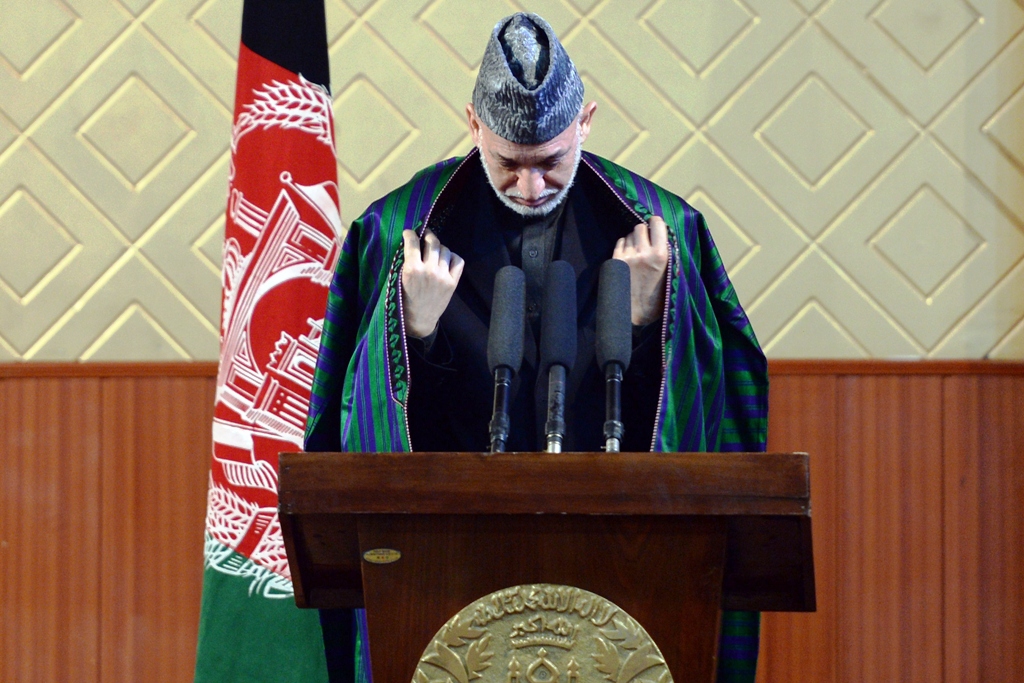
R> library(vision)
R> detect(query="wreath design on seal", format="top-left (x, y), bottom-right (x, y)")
top-left (591, 616), bottom-right (671, 683)
top-left (415, 614), bottom-right (494, 683)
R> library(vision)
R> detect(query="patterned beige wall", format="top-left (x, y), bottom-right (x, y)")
top-left (2, 0), bottom-right (1023, 361)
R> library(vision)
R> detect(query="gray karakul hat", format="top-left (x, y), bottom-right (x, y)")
top-left (472, 13), bottom-right (584, 145)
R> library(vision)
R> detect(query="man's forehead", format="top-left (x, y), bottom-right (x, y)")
top-left (482, 119), bottom-right (576, 160)
top-left (491, 139), bottom-right (571, 163)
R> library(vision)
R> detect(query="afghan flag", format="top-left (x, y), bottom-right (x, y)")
top-left (194, 1), bottom-right (339, 680)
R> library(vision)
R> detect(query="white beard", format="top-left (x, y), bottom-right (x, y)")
top-left (480, 134), bottom-right (583, 218)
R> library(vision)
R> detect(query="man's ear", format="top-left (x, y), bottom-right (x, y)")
top-left (466, 103), bottom-right (482, 146)
top-left (578, 101), bottom-right (598, 144)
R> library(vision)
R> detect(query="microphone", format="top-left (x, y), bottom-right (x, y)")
top-left (596, 259), bottom-right (632, 453)
top-left (539, 260), bottom-right (577, 453)
top-left (487, 266), bottom-right (525, 453)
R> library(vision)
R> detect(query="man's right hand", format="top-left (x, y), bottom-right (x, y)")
top-left (401, 228), bottom-right (465, 338)
top-left (614, 216), bottom-right (669, 326)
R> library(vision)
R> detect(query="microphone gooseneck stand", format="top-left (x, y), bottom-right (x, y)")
top-left (545, 365), bottom-right (567, 453)
top-left (603, 363), bottom-right (624, 452)
top-left (489, 366), bottom-right (513, 452)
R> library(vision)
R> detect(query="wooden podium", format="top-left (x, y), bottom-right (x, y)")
top-left (278, 451), bottom-right (815, 683)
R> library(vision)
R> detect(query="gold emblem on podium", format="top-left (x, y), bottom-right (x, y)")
top-left (413, 584), bottom-right (673, 683)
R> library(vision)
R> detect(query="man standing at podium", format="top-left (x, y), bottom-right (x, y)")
top-left (306, 12), bottom-right (767, 683)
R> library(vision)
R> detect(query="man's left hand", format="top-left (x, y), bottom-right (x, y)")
top-left (613, 216), bottom-right (669, 326)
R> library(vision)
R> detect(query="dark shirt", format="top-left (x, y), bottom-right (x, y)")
top-left (406, 159), bottom-right (661, 453)
top-left (503, 197), bottom-right (565, 335)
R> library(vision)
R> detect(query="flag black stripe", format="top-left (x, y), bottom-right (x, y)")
top-left (242, 0), bottom-right (331, 89)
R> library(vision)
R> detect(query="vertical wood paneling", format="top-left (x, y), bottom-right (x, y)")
top-left (2, 371), bottom-right (213, 683)
top-left (837, 376), bottom-right (944, 683)
top-left (4, 363), bottom-right (1024, 682)
top-left (62, 379), bottom-right (105, 682)
top-left (99, 377), bottom-right (213, 683)
top-left (0, 378), bottom-right (103, 682)
top-left (943, 375), bottom-right (981, 683)
top-left (757, 375), bottom-right (839, 683)
top-left (943, 376), bottom-right (1024, 682)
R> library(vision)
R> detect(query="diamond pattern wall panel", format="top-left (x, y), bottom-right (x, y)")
top-left (0, 190), bottom-right (79, 298)
top-left (0, 114), bottom-right (17, 157)
top-left (593, 0), bottom-right (805, 124)
top-left (0, 144), bottom-right (127, 356)
top-left (30, 27), bottom-right (230, 239)
top-left (0, 0), bottom-right (131, 128)
top-left (819, 0), bottom-right (1024, 124)
top-left (143, 0), bottom-right (243, 111)
top-left (708, 25), bottom-right (920, 237)
top-left (820, 138), bottom-right (1024, 350)
top-left (1, 0), bottom-right (1022, 361)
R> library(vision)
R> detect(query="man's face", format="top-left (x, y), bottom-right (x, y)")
top-left (467, 102), bottom-right (597, 217)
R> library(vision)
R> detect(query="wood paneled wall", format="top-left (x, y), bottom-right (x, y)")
top-left (2, 362), bottom-right (1022, 682)
top-left (1, 365), bottom-right (214, 683)
top-left (758, 364), bottom-right (1024, 683)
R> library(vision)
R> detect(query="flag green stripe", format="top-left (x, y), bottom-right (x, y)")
top-left (195, 544), bottom-right (328, 683)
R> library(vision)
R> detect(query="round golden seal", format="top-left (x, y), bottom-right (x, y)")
top-left (413, 584), bottom-right (673, 683)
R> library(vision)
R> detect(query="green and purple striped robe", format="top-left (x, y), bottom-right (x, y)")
top-left (305, 150), bottom-right (768, 682)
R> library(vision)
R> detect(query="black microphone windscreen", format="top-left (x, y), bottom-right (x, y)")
top-left (487, 266), bottom-right (526, 374)
top-left (540, 260), bottom-right (577, 372)
top-left (596, 259), bottom-right (633, 371)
